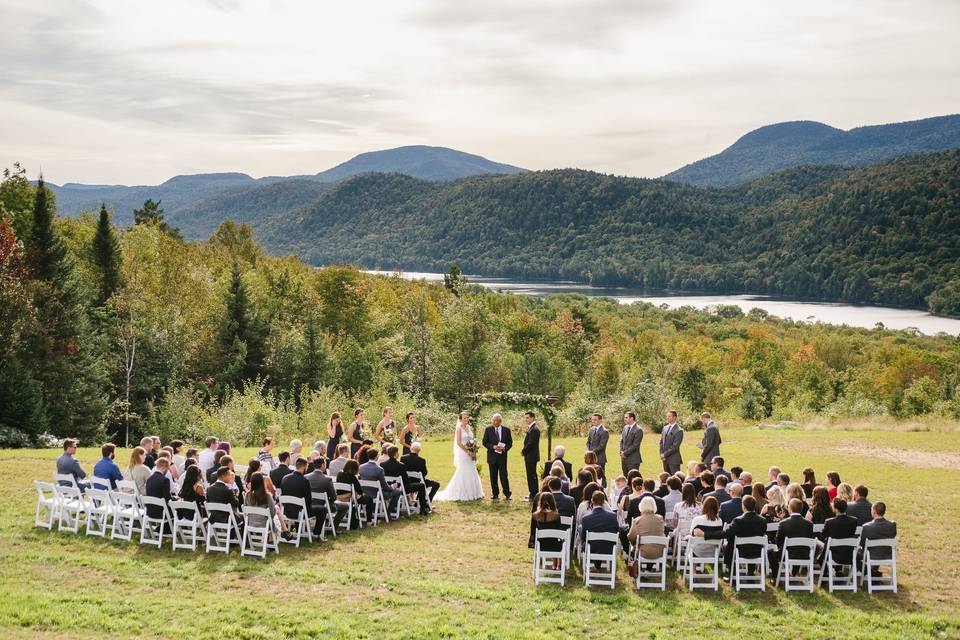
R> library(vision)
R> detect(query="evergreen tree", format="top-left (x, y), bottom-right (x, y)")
top-left (133, 199), bottom-right (182, 239)
top-left (26, 177), bottom-right (72, 283)
top-left (91, 204), bottom-right (121, 305)
top-left (216, 262), bottom-right (263, 392)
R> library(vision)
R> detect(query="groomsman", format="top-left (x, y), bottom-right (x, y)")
top-left (658, 410), bottom-right (684, 473)
top-left (520, 411), bottom-right (540, 501)
top-left (698, 412), bottom-right (722, 463)
top-left (619, 411), bottom-right (643, 476)
top-left (586, 413), bottom-right (609, 472)
top-left (482, 414), bottom-right (513, 500)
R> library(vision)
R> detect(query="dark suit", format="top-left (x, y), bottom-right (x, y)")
top-left (279, 471), bottom-right (313, 520)
top-left (402, 452), bottom-right (440, 501)
top-left (847, 498), bottom-right (873, 526)
top-left (630, 491), bottom-right (666, 520)
top-left (269, 463), bottom-right (292, 489)
top-left (704, 510), bottom-right (767, 570)
top-left (383, 458), bottom-right (428, 515)
top-left (719, 497), bottom-right (743, 524)
top-left (658, 423), bottom-right (684, 473)
top-left (861, 517), bottom-right (897, 561)
top-left (305, 469), bottom-right (346, 531)
top-left (586, 425), bottom-right (609, 470)
top-left (144, 450), bottom-right (157, 470)
top-left (144, 471), bottom-right (171, 519)
top-left (579, 507), bottom-right (619, 554)
top-left (482, 424), bottom-right (513, 498)
top-left (541, 457), bottom-right (573, 480)
top-left (206, 480), bottom-right (241, 524)
top-left (521, 422), bottom-right (541, 500)
top-left (772, 513), bottom-right (814, 569)
top-left (820, 513), bottom-right (858, 565)
top-left (551, 491), bottom-right (577, 518)
top-left (704, 489), bottom-right (731, 505)
top-left (619, 422), bottom-right (643, 476)
top-left (699, 420), bottom-right (721, 463)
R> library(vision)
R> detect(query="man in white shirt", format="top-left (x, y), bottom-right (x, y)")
top-left (198, 436), bottom-right (219, 475)
top-left (327, 443), bottom-right (351, 477)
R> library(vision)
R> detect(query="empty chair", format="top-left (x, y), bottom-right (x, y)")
top-left (205, 502), bottom-right (241, 554)
top-left (55, 484), bottom-right (85, 533)
top-left (170, 500), bottom-right (206, 551)
top-left (635, 535), bottom-right (670, 590)
top-left (731, 536), bottom-right (768, 591)
top-left (139, 495), bottom-right (171, 548)
top-left (279, 495), bottom-right (313, 547)
top-left (359, 479), bottom-right (389, 526)
top-left (685, 538), bottom-right (722, 591)
top-left (861, 538), bottom-right (898, 593)
top-left (110, 490), bottom-right (143, 540)
top-left (533, 530), bottom-right (567, 586)
top-left (775, 537), bottom-right (817, 592)
top-left (583, 532), bottom-right (619, 589)
top-left (818, 537), bottom-right (859, 592)
top-left (83, 488), bottom-right (113, 537)
top-left (384, 476), bottom-right (411, 519)
top-left (34, 481), bottom-right (58, 529)
top-left (240, 505), bottom-right (279, 558)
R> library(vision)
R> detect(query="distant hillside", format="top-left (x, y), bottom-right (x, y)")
top-left (255, 150), bottom-right (960, 315)
top-left (313, 145), bottom-right (526, 182)
top-left (665, 114), bottom-right (960, 187)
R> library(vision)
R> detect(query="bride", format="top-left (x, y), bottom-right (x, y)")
top-left (434, 411), bottom-right (484, 501)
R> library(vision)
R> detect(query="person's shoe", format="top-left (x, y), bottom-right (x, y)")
top-left (505, 495), bottom-right (512, 501)
top-left (491, 495), bottom-right (500, 500)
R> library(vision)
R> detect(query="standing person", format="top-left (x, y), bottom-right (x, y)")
top-left (658, 410), bottom-right (684, 473)
top-left (520, 411), bottom-right (541, 502)
top-left (326, 412), bottom-right (344, 460)
top-left (698, 412), bottom-right (721, 464)
top-left (375, 407), bottom-right (395, 447)
top-left (586, 413), bottom-right (609, 473)
top-left (399, 412), bottom-right (421, 456)
top-left (619, 411), bottom-right (643, 476)
top-left (434, 412), bottom-right (484, 502)
top-left (482, 413), bottom-right (513, 500)
top-left (348, 408), bottom-right (365, 458)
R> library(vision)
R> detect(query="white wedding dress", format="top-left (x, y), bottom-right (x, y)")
top-left (434, 422), bottom-right (484, 501)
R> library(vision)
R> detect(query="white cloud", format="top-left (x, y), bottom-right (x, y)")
top-left (1, 0), bottom-right (958, 184)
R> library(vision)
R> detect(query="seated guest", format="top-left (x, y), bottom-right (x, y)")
top-left (686, 463), bottom-right (708, 494)
top-left (529, 492), bottom-right (566, 554)
top-left (256, 437), bottom-right (277, 473)
top-left (244, 471), bottom-right (286, 536)
top-left (269, 451), bottom-right (292, 488)
top-left (694, 495), bottom-right (766, 572)
top-left (751, 482), bottom-right (768, 513)
top-left (217, 441), bottom-right (232, 456)
top-left (837, 482), bottom-right (854, 503)
top-left (807, 486), bottom-right (833, 524)
top-left (56, 439), bottom-right (87, 488)
top-left (771, 498), bottom-right (814, 569)
top-left (161, 446), bottom-right (180, 482)
top-left (359, 448), bottom-right (401, 520)
top-left (618, 469), bottom-right (642, 506)
top-left (170, 440), bottom-right (186, 474)
top-left (328, 444), bottom-right (351, 478)
top-left (177, 464), bottom-right (206, 519)
top-left (860, 502), bottom-right (897, 567)
top-left (312, 440), bottom-right (326, 459)
top-left (662, 476), bottom-right (684, 522)
top-left (627, 496), bottom-right (666, 560)
top-left (704, 474), bottom-right (731, 505)
top-left (306, 450), bottom-right (323, 473)
top-left (785, 483), bottom-right (809, 517)
top-left (530, 478), bottom-right (553, 515)
top-left (619, 477), bottom-right (645, 520)
top-left (671, 483), bottom-right (701, 540)
top-left (765, 466), bottom-right (781, 491)
top-left (719, 482), bottom-right (744, 524)
top-left (710, 456), bottom-right (730, 479)
top-left (382, 445), bottom-right (429, 516)
top-left (279, 457), bottom-right (314, 524)
top-left (729, 466), bottom-right (743, 485)
top-left (218, 455), bottom-right (244, 500)
top-left (184, 447), bottom-right (199, 469)
top-left (825, 471), bottom-right (842, 500)
top-left (761, 485), bottom-right (787, 522)
top-left (336, 459), bottom-right (373, 528)
top-left (547, 476), bottom-right (576, 518)
top-left (198, 436), bottom-right (219, 475)
top-left (579, 491), bottom-right (619, 555)
top-left (847, 485), bottom-right (873, 526)
top-left (739, 471), bottom-right (753, 497)
top-left (689, 496), bottom-right (723, 556)
top-left (801, 467), bottom-right (818, 499)
top-left (776, 472), bottom-right (790, 489)
top-left (818, 498), bottom-right (857, 565)
top-left (549, 465), bottom-right (570, 495)
top-left (402, 442), bottom-right (440, 502)
top-left (697, 470), bottom-right (715, 498)
top-left (541, 445), bottom-right (573, 480)
top-left (636, 478), bottom-right (666, 519)
top-left (305, 456), bottom-right (347, 531)
top-left (93, 443), bottom-right (124, 489)
top-left (570, 470), bottom-right (595, 505)
top-left (583, 450), bottom-right (605, 487)
top-left (244, 459), bottom-right (279, 498)
top-left (576, 482), bottom-right (603, 523)
top-left (654, 472), bottom-right (670, 498)
top-left (124, 446), bottom-right (151, 494)
top-left (205, 449), bottom-right (227, 485)
top-left (140, 436), bottom-right (157, 469)
top-left (144, 458), bottom-right (172, 531)
top-left (289, 439), bottom-right (303, 460)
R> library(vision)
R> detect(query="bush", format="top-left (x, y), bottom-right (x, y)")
top-left (902, 376), bottom-right (941, 416)
top-left (0, 425), bottom-right (33, 448)
top-left (822, 393), bottom-right (888, 420)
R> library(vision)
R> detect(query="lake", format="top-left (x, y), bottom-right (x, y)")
top-left (364, 270), bottom-right (960, 336)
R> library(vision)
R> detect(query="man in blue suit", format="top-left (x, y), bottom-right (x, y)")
top-left (719, 483), bottom-right (744, 524)
top-left (579, 492), bottom-right (619, 556)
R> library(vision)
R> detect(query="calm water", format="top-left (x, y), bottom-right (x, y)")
top-left (365, 270), bottom-right (960, 336)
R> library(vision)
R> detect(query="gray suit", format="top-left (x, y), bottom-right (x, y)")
top-left (658, 423), bottom-right (684, 473)
top-left (619, 422), bottom-right (643, 475)
top-left (699, 421), bottom-right (721, 463)
top-left (860, 517), bottom-right (897, 560)
top-left (586, 425), bottom-right (609, 470)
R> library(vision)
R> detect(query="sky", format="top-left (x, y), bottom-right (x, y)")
top-left (2, 0), bottom-right (958, 185)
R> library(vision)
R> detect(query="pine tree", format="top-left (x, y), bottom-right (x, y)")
top-left (216, 262), bottom-right (263, 392)
top-left (92, 204), bottom-right (122, 305)
top-left (26, 177), bottom-right (72, 283)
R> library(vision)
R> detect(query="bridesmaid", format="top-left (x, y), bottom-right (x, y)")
top-left (399, 411), bottom-right (421, 456)
top-left (348, 408), bottom-right (365, 458)
top-left (326, 411), bottom-right (343, 460)
top-left (375, 406), bottom-right (394, 446)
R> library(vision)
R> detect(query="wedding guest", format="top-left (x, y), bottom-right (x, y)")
top-left (619, 477), bottom-right (645, 521)
top-left (583, 450), bottom-right (605, 488)
top-left (662, 476), bottom-right (684, 522)
top-left (697, 470), bottom-right (715, 498)
top-left (144, 458), bottom-right (172, 527)
top-left (761, 485), bottom-right (787, 522)
top-left (288, 439), bottom-right (303, 460)
top-left (205, 449), bottom-right (227, 484)
top-left (694, 495), bottom-right (766, 572)
top-left (785, 483), bottom-right (809, 517)
top-left (359, 448), bottom-right (401, 520)
top-left (751, 482), bottom-right (768, 513)
top-left (256, 437), bottom-right (277, 473)
top-left (312, 440), bottom-right (326, 459)
top-left (336, 459), bottom-right (372, 528)
top-left (92, 443), bottom-right (124, 489)
top-left (269, 451), bottom-right (292, 488)
top-left (689, 496), bottom-right (723, 556)
top-left (160, 448), bottom-right (179, 482)
top-left (184, 447), bottom-right (199, 469)
top-left (280, 457), bottom-right (313, 525)
top-left (348, 408), bottom-right (365, 458)
top-left (529, 492), bottom-right (566, 558)
top-left (399, 412), bottom-right (421, 456)
top-left (705, 474), bottom-right (731, 504)
top-left (687, 463), bottom-right (708, 494)
top-left (56, 439), bottom-right (87, 488)
top-left (198, 436), bottom-right (219, 475)
top-left (375, 406), bottom-right (395, 447)
top-left (685, 460), bottom-right (699, 481)
top-left (157, 450), bottom-right (178, 494)
top-left (141, 436), bottom-right (157, 469)
top-left (618, 469), bottom-right (642, 506)
top-left (671, 483), bottom-right (701, 541)
top-left (635, 478), bottom-right (666, 519)
top-left (710, 456), bottom-right (730, 479)
top-left (542, 445), bottom-right (573, 480)
top-left (837, 482), bottom-right (854, 503)
top-left (860, 502), bottom-right (897, 565)
top-left (771, 498), bottom-right (814, 570)
top-left (739, 471), bottom-right (754, 497)
top-left (826, 471), bottom-right (842, 500)
top-left (170, 440), bottom-right (186, 474)
top-left (549, 465), bottom-right (570, 495)
top-left (382, 445), bottom-right (429, 515)
top-left (570, 469), bottom-right (595, 505)
top-left (818, 498), bottom-right (857, 565)
top-left (766, 466), bottom-right (781, 491)
top-left (654, 472), bottom-right (670, 498)
top-left (807, 486), bottom-right (833, 524)
top-left (326, 412), bottom-right (344, 459)
top-left (719, 482), bottom-right (744, 524)
top-left (776, 473), bottom-right (790, 489)
top-left (221, 455), bottom-right (244, 500)
top-left (579, 491), bottom-right (619, 555)
top-left (627, 496), bottom-right (666, 560)
top-left (576, 481), bottom-right (603, 523)
top-left (207, 466), bottom-right (242, 524)
top-left (328, 443), bottom-right (352, 478)
top-left (729, 466), bottom-right (743, 484)
top-left (847, 485), bottom-right (873, 525)
top-left (801, 467), bottom-right (818, 499)
top-left (244, 471), bottom-right (286, 536)
top-left (178, 464), bottom-right (206, 519)
top-left (124, 446), bottom-right (151, 494)
top-left (306, 456), bottom-right (348, 531)
top-left (610, 475), bottom-right (628, 503)
top-left (401, 442), bottom-right (439, 501)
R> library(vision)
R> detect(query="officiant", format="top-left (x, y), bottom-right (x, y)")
top-left (482, 414), bottom-right (513, 500)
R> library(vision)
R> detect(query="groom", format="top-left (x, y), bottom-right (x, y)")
top-left (482, 413), bottom-right (512, 500)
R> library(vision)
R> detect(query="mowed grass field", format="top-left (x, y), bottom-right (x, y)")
top-left (1, 428), bottom-right (958, 640)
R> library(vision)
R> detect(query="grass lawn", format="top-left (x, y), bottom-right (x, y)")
top-left (1, 427), bottom-right (958, 639)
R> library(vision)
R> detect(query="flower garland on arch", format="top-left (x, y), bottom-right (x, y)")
top-left (466, 392), bottom-right (558, 432)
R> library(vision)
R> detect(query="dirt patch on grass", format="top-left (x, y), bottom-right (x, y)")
top-left (836, 445), bottom-right (960, 469)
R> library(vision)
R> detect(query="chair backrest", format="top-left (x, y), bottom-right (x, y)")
top-left (384, 475), bottom-right (402, 487)
top-left (206, 502), bottom-right (233, 516)
top-left (783, 537), bottom-right (817, 552)
top-left (55, 473), bottom-right (79, 488)
top-left (735, 536), bottom-right (768, 548)
top-left (585, 532), bottom-right (618, 546)
top-left (86, 488), bottom-right (111, 509)
top-left (865, 537), bottom-right (899, 550)
top-left (825, 537), bottom-right (859, 551)
top-left (638, 535), bottom-right (669, 547)
top-left (559, 515), bottom-right (573, 530)
top-left (242, 505), bottom-right (271, 522)
top-left (139, 495), bottom-right (169, 513)
top-left (812, 523), bottom-right (824, 534)
top-left (112, 490), bottom-right (139, 509)
top-left (314, 492), bottom-right (331, 508)
top-left (536, 530), bottom-right (566, 543)
top-left (766, 522), bottom-right (779, 533)
top-left (280, 495), bottom-right (306, 511)
top-left (90, 476), bottom-right (113, 491)
top-left (359, 479), bottom-right (382, 496)
top-left (34, 480), bottom-right (56, 499)
top-left (334, 482), bottom-right (355, 498)
top-left (115, 479), bottom-right (138, 494)
top-left (408, 471), bottom-right (425, 484)
top-left (56, 484), bottom-right (82, 501)
top-left (169, 500), bottom-right (200, 522)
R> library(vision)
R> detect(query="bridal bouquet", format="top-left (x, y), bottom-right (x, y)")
top-left (463, 435), bottom-right (479, 456)
top-left (382, 425), bottom-right (395, 443)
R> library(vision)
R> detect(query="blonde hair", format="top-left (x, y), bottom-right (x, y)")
top-left (785, 483), bottom-right (805, 503)
top-left (766, 485), bottom-right (787, 508)
top-left (382, 406), bottom-right (392, 416)
top-left (837, 482), bottom-right (854, 502)
top-left (128, 446), bottom-right (145, 470)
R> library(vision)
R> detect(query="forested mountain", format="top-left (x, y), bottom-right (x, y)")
top-left (256, 150), bottom-right (960, 315)
top-left (313, 145), bottom-right (526, 182)
top-left (665, 114), bottom-right (960, 187)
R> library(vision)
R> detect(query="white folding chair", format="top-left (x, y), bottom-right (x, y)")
top-left (812, 523), bottom-right (825, 535)
top-left (583, 532), bottom-right (619, 589)
top-left (205, 503), bottom-right (241, 554)
top-left (559, 515), bottom-right (574, 567)
top-left (279, 495), bottom-right (313, 546)
top-left (861, 538), bottom-right (898, 593)
top-left (673, 531), bottom-right (690, 571)
top-left (731, 536), bottom-right (768, 591)
top-left (110, 490), bottom-right (143, 540)
top-left (359, 480), bottom-right (389, 526)
top-left (34, 481), bottom-right (58, 529)
top-left (635, 535), bottom-right (669, 590)
top-left (89, 476), bottom-right (115, 491)
top-left (818, 537), bottom-right (858, 592)
top-left (407, 471), bottom-right (432, 512)
top-left (240, 505), bottom-right (280, 558)
top-left (533, 530), bottom-right (567, 586)
top-left (384, 476), bottom-right (411, 518)
top-left (313, 493), bottom-right (338, 540)
top-left (55, 484), bottom-right (85, 533)
top-left (139, 496), bottom-right (171, 548)
top-left (334, 483), bottom-right (362, 530)
top-left (685, 537), bottom-right (722, 591)
top-left (115, 479), bottom-right (139, 494)
top-left (55, 472), bottom-right (82, 490)
top-left (84, 488), bottom-right (113, 537)
top-left (775, 537), bottom-right (817, 592)
top-left (170, 500), bottom-right (207, 551)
